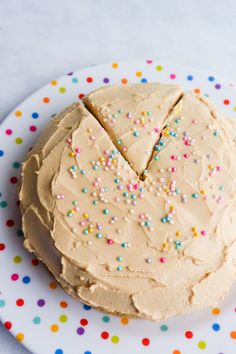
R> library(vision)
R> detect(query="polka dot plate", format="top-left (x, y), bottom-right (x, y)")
top-left (0, 60), bottom-right (236, 354)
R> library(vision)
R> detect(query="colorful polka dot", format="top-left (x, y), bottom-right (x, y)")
top-left (60, 301), bottom-right (68, 308)
top-left (13, 256), bottom-right (22, 264)
top-left (230, 331), bottom-right (236, 339)
top-left (5, 129), bottom-right (12, 135)
top-left (22, 276), bottom-right (31, 284)
top-left (198, 341), bottom-right (207, 349)
top-left (59, 314), bottom-right (68, 323)
top-left (83, 304), bottom-right (91, 311)
top-left (212, 323), bottom-right (220, 331)
top-left (49, 281), bottom-right (57, 289)
top-left (0, 150), bottom-right (4, 156)
top-left (86, 77), bottom-right (93, 83)
top-left (43, 97), bottom-right (50, 103)
top-left (185, 330), bottom-right (193, 339)
top-left (101, 331), bottom-right (109, 339)
top-left (72, 77), bottom-right (78, 84)
top-left (160, 324), bottom-right (168, 332)
top-left (187, 75), bottom-right (193, 81)
top-left (170, 74), bottom-right (176, 79)
top-left (32, 112), bottom-right (39, 119)
top-left (212, 307), bottom-right (221, 315)
top-left (102, 315), bottom-right (110, 323)
top-left (0, 243), bottom-right (6, 251)
top-left (4, 321), bottom-right (12, 330)
top-left (51, 324), bottom-right (59, 332)
top-left (15, 137), bottom-right (23, 144)
top-left (16, 298), bottom-right (24, 307)
top-left (120, 317), bottom-right (129, 325)
top-left (0, 201), bottom-right (7, 208)
top-left (111, 335), bottom-right (119, 344)
top-left (142, 338), bottom-right (150, 346)
top-left (156, 65), bottom-right (163, 71)
top-left (59, 87), bottom-right (66, 93)
top-left (37, 299), bottom-right (45, 307)
top-left (33, 316), bottom-right (41, 324)
top-left (112, 63), bottom-right (118, 69)
top-left (16, 333), bottom-right (24, 342)
top-left (15, 111), bottom-right (22, 117)
top-left (51, 80), bottom-right (58, 86)
top-left (77, 327), bottom-right (85, 335)
top-left (12, 161), bottom-right (20, 168)
top-left (0, 300), bottom-right (6, 307)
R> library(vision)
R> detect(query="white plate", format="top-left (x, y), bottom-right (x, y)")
top-left (0, 60), bottom-right (236, 354)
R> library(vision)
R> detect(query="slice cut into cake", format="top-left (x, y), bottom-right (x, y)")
top-left (83, 83), bottom-right (183, 175)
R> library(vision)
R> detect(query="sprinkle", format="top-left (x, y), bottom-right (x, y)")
top-left (117, 256), bottom-right (122, 262)
top-left (192, 193), bottom-right (199, 199)
top-left (96, 233), bottom-right (102, 239)
top-left (75, 147), bottom-right (81, 154)
top-left (127, 112), bottom-right (132, 119)
top-left (160, 257), bottom-right (167, 263)
top-left (82, 188), bottom-right (88, 193)
top-left (133, 131), bottom-right (140, 137)
top-left (117, 266), bottom-right (123, 271)
top-left (81, 170), bottom-right (86, 175)
top-left (201, 230), bottom-right (207, 236)
top-left (103, 209), bottom-right (109, 215)
top-left (154, 154), bottom-right (160, 161)
top-left (107, 239), bottom-right (113, 245)
top-left (121, 242), bottom-right (128, 248)
top-left (146, 258), bottom-right (152, 264)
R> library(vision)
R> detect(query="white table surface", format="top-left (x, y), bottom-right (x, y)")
top-left (0, 0), bottom-right (236, 352)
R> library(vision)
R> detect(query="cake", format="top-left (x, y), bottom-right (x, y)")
top-left (19, 83), bottom-right (236, 321)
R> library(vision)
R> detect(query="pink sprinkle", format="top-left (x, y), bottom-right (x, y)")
top-left (216, 166), bottom-right (222, 171)
top-left (171, 155), bottom-right (177, 160)
top-left (139, 213), bottom-right (145, 220)
top-left (171, 167), bottom-right (177, 173)
top-left (183, 153), bottom-right (189, 158)
top-left (139, 194), bottom-right (144, 199)
top-left (75, 147), bottom-right (81, 153)
top-left (80, 221), bottom-right (85, 227)
top-left (127, 112), bottom-right (132, 119)
top-left (154, 127), bottom-right (160, 133)
top-left (123, 146), bottom-right (128, 152)
top-left (74, 207), bottom-right (80, 212)
top-left (192, 119), bottom-right (198, 124)
top-left (107, 239), bottom-right (113, 245)
top-left (201, 230), bottom-right (207, 236)
top-left (133, 183), bottom-right (139, 190)
top-left (160, 257), bottom-right (167, 263)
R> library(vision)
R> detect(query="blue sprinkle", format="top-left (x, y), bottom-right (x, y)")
top-left (0, 150), bottom-right (4, 157)
top-left (22, 276), bottom-right (31, 284)
top-left (83, 304), bottom-right (91, 311)
top-left (208, 76), bottom-right (215, 82)
top-left (212, 323), bottom-right (220, 331)
top-left (187, 75), bottom-right (193, 81)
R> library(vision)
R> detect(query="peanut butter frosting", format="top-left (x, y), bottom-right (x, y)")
top-left (19, 84), bottom-right (236, 321)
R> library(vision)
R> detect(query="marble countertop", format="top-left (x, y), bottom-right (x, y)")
top-left (0, 0), bottom-right (236, 352)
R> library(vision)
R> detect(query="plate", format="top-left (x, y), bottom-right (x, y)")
top-left (0, 60), bottom-right (236, 354)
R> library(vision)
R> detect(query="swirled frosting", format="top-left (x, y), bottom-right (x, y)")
top-left (19, 84), bottom-right (236, 321)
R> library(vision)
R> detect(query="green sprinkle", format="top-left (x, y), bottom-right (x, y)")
top-left (117, 266), bottom-right (123, 271)
top-left (175, 118), bottom-right (181, 124)
top-left (219, 185), bottom-right (224, 191)
top-left (155, 145), bottom-right (161, 151)
top-left (82, 187), bottom-right (88, 193)
top-left (93, 165), bottom-right (98, 170)
top-left (72, 200), bottom-right (78, 205)
top-left (192, 193), bottom-right (199, 199)
top-left (121, 242), bottom-right (128, 248)
top-left (123, 192), bottom-right (129, 198)
top-left (83, 229), bottom-right (89, 235)
top-left (118, 109), bottom-right (123, 114)
top-left (96, 233), bottom-right (102, 239)
top-left (154, 154), bottom-right (160, 161)
top-left (131, 194), bottom-right (136, 200)
top-left (114, 178), bottom-right (120, 184)
top-left (117, 256), bottom-right (123, 262)
top-left (103, 209), bottom-right (109, 215)
top-left (159, 140), bottom-right (165, 147)
top-left (133, 131), bottom-right (140, 137)
top-left (147, 111), bottom-right (152, 116)
top-left (93, 200), bottom-right (98, 205)
top-left (117, 139), bottom-right (123, 145)
top-left (81, 170), bottom-right (86, 175)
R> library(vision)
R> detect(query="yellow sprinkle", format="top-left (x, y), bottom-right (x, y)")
top-left (112, 159), bottom-right (117, 165)
top-left (88, 228), bottom-right (93, 233)
top-left (176, 231), bottom-right (182, 237)
top-left (208, 164), bottom-right (214, 170)
top-left (170, 205), bottom-right (174, 211)
top-left (88, 128), bottom-right (92, 133)
top-left (200, 190), bottom-right (205, 195)
top-left (163, 128), bottom-right (170, 137)
top-left (192, 226), bottom-right (197, 232)
top-left (193, 232), bottom-right (198, 237)
top-left (99, 157), bottom-right (105, 162)
top-left (141, 111), bottom-right (147, 116)
top-left (69, 152), bottom-right (75, 157)
top-left (83, 213), bottom-right (89, 219)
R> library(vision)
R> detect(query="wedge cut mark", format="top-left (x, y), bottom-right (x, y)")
top-left (83, 83), bottom-right (183, 176)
